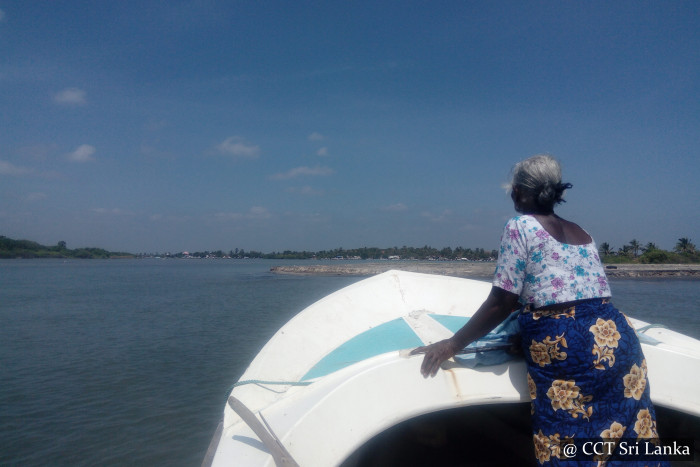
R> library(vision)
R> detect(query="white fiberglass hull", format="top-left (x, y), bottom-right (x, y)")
top-left (205, 270), bottom-right (700, 467)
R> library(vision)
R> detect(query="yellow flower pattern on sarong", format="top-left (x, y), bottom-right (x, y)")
top-left (595, 421), bottom-right (628, 463)
top-left (590, 318), bottom-right (621, 369)
top-left (546, 379), bottom-right (593, 420)
top-left (531, 306), bottom-right (576, 320)
top-left (623, 362), bottom-right (648, 400)
top-left (633, 408), bottom-right (658, 439)
top-left (533, 429), bottom-right (551, 464)
top-left (529, 334), bottom-right (568, 367)
top-left (533, 430), bottom-right (571, 464)
top-left (600, 421), bottom-right (626, 439)
top-left (528, 372), bottom-right (537, 414)
top-left (528, 372), bottom-right (537, 400)
top-left (590, 318), bottom-right (621, 347)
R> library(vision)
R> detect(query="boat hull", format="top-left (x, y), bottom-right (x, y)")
top-left (206, 270), bottom-right (700, 466)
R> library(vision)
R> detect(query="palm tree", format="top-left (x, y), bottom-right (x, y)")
top-left (599, 242), bottom-right (614, 256)
top-left (628, 239), bottom-right (641, 257)
top-left (643, 242), bottom-right (658, 253)
top-left (675, 238), bottom-right (697, 254)
top-left (618, 245), bottom-right (633, 257)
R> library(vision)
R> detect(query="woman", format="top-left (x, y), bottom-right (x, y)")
top-left (412, 155), bottom-right (664, 466)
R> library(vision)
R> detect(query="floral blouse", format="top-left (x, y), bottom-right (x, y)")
top-left (493, 215), bottom-right (611, 307)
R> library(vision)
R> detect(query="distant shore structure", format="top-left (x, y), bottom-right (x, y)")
top-left (271, 262), bottom-right (700, 278)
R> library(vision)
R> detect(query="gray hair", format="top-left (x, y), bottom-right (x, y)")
top-left (509, 154), bottom-right (572, 207)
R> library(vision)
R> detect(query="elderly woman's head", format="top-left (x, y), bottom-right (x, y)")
top-left (509, 154), bottom-right (572, 213)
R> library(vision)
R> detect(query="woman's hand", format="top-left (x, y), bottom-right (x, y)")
top-left (410, 287), bottom-right (520, 379)
top-left (410, 338), bottom-right (461, 378)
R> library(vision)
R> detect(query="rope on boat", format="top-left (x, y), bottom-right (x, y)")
top-left (633, 323), bottom-right (669, 346)
top-left (233, 379), bottom-right (313, 387)
top-left (636, 323), bottom-right (669, 333)
top-left (226, 379), bottom-right (313, 398)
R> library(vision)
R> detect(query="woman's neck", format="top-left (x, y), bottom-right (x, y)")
top-left (517, 205), bottom-right (554, 216)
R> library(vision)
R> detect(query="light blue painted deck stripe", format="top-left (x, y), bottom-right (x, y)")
top-left (430, 315), bottom-right (470, 333)
top-left (300, 318), bottom-right (424, 381)
top-left (300, 315), bottom-right (473, 381)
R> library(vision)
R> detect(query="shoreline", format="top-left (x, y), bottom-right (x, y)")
top-left (270, 262), bottom-right (700, 279)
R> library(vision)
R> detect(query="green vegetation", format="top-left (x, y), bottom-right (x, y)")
top-left (600, 238), bottom-right (699, 264)
top-left (4, 234), bottom-right (698, 264)
top-left (164, 246), bottom-right (498, 261)
top-left (0, 236), bottom-right (135, 259)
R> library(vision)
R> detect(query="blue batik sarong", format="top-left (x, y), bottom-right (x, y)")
top-left (519, 298), bottom-right (668, 466)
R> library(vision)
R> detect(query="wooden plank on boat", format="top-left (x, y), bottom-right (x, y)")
top-left (227, 396), bottom-right (300, 467)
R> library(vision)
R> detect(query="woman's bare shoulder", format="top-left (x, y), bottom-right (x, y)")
top-left (533, 215), bottom-right (592, 245)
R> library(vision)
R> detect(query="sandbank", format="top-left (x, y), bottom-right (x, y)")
top-left (270, 262), bottom-right (700, 279)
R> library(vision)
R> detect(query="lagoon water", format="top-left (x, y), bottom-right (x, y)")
top-left (1, 259), bottom-right (699, 466)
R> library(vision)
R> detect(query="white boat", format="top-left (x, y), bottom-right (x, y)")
top-left (203, 270), bottom-right (700, 466)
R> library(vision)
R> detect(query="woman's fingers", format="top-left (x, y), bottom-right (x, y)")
top-left (422, 355), bottom-right (439, 378)
top-left (409, 346), bottom-right (427, 356)
top-left (413, 340), bottom-right (456, 378)
top-left (412, 346), bottom-right (440, 377)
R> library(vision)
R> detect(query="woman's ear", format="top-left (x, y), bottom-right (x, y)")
top-left (511, 186), bottom-right (522, 203)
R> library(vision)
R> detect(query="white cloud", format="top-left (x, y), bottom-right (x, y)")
top-left (270, 166), bottom-right (334, 180)
top-left (67, 144), bottom-right (96, 162)
top-left (149, 213), bottom-right (191, 223)
top-left (215, 206), bottom-right (272, 221)
top-left (308, 132), bottom-right (324, 141)
top-left (91, 207), bottom-right (134, 216)
top-left (382, 203), bottom-right (408, 212)
top-left (26, 192), bottom-right (47, 202)
top-left (287, 185), bottom-right (323, 196)
top-left (217, 136), bottom-right (260, 158)
top-left (421, 209), bottom-right (453, 223)
top-left (248, 206), bottom-right (271, 219)
top-left (53, 88), bottom-right (87, 106)
top-left (316, 147), bottom-right (328, 157)
top-left (0, 159), bottom-right (31, 176)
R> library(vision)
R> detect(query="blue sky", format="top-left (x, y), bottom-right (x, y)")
top-left (1, 1), bottom-right (698, 254)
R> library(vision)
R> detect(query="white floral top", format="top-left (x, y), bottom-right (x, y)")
top-left (493, 215), bottom-right (611, 307)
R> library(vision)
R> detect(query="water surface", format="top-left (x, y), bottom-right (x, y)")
top-left (1, 259), bottom-right (698, 466)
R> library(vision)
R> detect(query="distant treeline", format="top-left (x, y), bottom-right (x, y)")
top-left (4, 234), bottom-right (698, 263)
top-left (0, 236), bottom-right (134, 259)
top-left (156, 246), bottom-right (498, 261)
top-left (598, 238), bottom-right (699, 264)
top-left (155, 239), bottom-right (700, 264)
